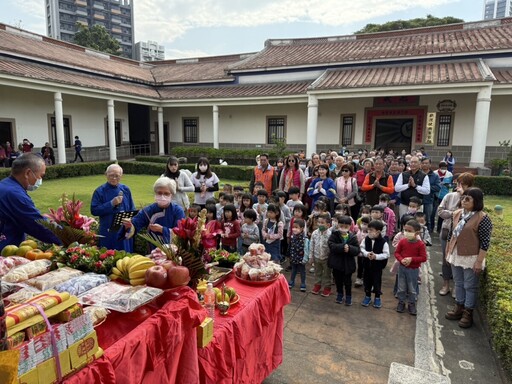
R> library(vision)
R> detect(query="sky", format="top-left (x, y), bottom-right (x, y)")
top-left (0, 0), bottom-right (485, 59)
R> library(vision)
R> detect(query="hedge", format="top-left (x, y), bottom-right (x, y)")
top-left (474, 176), bottom-right (512, 196)
top-left (481, 213), bottom-right (512, 377)
top-left (0, 162), bottom-right (115, 181)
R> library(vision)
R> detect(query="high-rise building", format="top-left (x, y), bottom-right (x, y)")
top-left (134, 40), bottom-right (165, 61)
top-left (45, 0), bottom-right (135, 58)
top-left (483, 0), bottom-right (512, 19)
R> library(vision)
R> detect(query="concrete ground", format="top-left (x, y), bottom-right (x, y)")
top-left (263, 232), bottom-right (510, 384)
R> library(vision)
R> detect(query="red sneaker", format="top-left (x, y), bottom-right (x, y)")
top-left (321, 288), bottom-right (332, 297)
top-left (311, 284), bottom-right (321, 295)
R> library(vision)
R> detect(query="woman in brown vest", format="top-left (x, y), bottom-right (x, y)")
top-left (444, 188), bottom-right (493, 328)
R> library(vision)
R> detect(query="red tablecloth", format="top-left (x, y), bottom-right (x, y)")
top-left (198, 274), bottom-right (291, 384)
top-left (63, 287), bottom-right (206, 384)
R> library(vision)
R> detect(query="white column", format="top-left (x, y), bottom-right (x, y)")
top-left (306, 95), bottom-right (318, 158)
top-left (158, 107), bottom-right (165, 155)
top-left (213, 105), bottom-right (219, 149)
top-left (469, 85), bottom-right (492, 168)
top-left (54, 92), bottom-right (66, 164)
top-left (107, 99), bottom-right (117, 161)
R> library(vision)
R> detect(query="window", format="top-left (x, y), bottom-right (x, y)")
top-left (267, 116), bottom-right (286, 144)
top-left (105, 119), bottom-right (122, 147)
top-left (340, 115), bottom-right (355, 146)
top-left (50, 116), bottom-right (71, 147)
top-left (183, 118), bottom-right (198, 143)
top-left (437, 114), bottom-right (452, 147)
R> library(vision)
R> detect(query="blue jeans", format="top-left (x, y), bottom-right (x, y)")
top-left (451, 265), bottom-right (479, 309)
top-left (290, 263), bottom-right (306, 286)
top-left (423, 203), bottom-right (434, 232)
top-left (397, 265), bottom-right (419, 304)
top-left (264, 240), bottom-right (281, 262)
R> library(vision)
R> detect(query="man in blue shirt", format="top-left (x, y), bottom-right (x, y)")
top-left (91, 164), bottom-right (135, 251)
top-left (0, 154), bottom-right (61, 252)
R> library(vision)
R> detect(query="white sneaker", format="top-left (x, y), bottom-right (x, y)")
top-left (309, 267), bottom-right (315, 273)
top-left (354, 278), bottom-right (363, 287)
top-left (452, 290), bottom-right (456, 299)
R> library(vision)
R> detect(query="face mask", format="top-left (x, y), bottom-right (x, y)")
top-left (155, 195), bottom-right (171, 206)
top-left (299, 164), bottom-right (306, 170)
top-left (362, 213), bottom-right (370, 218)
top-left (379, 202), bottom-right (387, 208)
top-left (361, 224), bottom-right (368, 231)
top-left (318, 225), bottom-right (326, 232)
top-left (198, 165), bottom-right (208, 172)
top-left (408, 208), bottom-right (417, 214)
top-left (27, 178), bottom-right (42, 191)
top-left (352, 160), bottom-right (359, 166)
top-left (404, 231), bottom-right (416, 240)
top-left (331, 219), bottom-right (338, 227)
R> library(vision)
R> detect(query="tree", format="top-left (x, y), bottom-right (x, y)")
top-left (72, 24), bottom-right (121, 56)
top-left (354, 15), bottom-right (464, 34)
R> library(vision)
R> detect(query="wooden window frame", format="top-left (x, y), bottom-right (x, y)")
top-left (340, 114), bottom-right (355, 146)
top-left (266, 116), bottom-right (286, 144)
top-left (435, 113), bottom-right (454, 148)
top-left (48, 114), bottom-right (72, 148)
top-left (183, 117), bottom-right (199, 144)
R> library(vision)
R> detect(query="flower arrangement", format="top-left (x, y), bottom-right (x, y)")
top-left (53, 242), bottom-right (128, 274)
top-left (204, 249), bottom-right (240, 266)
top-left (39, 193), bottom-right (97, 247)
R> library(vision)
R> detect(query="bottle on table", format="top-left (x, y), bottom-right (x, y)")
top-left (204, 282), bottom-right (215, 320)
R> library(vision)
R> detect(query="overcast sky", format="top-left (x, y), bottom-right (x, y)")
top-left (0, 0), bottom-right (484, 59)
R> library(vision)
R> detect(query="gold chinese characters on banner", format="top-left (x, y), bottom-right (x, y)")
top-left (425, 112), bottom-right (436, 145)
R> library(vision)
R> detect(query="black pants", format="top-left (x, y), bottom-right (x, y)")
top-left (332, 269), bottom-right (353, 297)
top-left (356, 256), bottom-right (364, 279)
top-left (74, 151), bottom-right (83, 162)
top-left (363, 260), bottom-right (387, 298)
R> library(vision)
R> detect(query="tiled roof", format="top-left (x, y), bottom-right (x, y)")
top-left (157, 81), bottom-right (311, 100)
top-left (229, 19), bottom-right (512, 72)
top-left (311, 61), bottom-right (489, 90)
top-left (492, 68), bottom-right (512, 83)
top-left (0, 58), bottom-right (160, 99)
top-left (150, 55), bottom-right (248, 84)
top-left (0, 26), bottom-right (155, 83)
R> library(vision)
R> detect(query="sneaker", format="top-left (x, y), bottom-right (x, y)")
top-left (354, 278), bottom-right (363, 287)
top-left (345, 295), bottom-right (352, 306)
top-left (300, 284), bottom-right (307, 292)
top-left (396, 301), bottom-right (406, 313)
top-left (408, 302), bottom-right (417, 316)
top-left (309, 267), bottom-right (315, 274)
top-left (288, 281), bottom-right (294, 289)
top-left (373, 297), bottom-right (382, 308)
top-left (311, 284), bottom-right (321, 295)
top-left (361, 296), bottom-right (371, 307)
top-left (321, 288), bottom-right (332, 297)
top-left (335, 294), bottom-right (344, 304)
top-left (439, 286), bottom-right (450, 296)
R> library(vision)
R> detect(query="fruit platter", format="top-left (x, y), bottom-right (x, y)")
top-left (233, 243), bottom-right (282, 285)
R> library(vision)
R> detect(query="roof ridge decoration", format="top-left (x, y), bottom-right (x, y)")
top-left (477, 58), bottom-right (496, 81)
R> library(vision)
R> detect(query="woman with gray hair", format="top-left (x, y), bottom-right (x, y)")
top-left (123, 177), bottom-right (185, 244)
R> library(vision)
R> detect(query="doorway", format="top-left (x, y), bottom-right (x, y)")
top-left (375, 118), bottom-right (413, 154)
top-left (0, 121), bottom-right (13, 146)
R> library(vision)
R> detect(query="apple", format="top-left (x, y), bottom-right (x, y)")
top-left (161, 260), bottom-right (177, 271)
top-left (167, 265), bottom-right (190, 288)
top-left (145, 266), bottom-right (168, 289)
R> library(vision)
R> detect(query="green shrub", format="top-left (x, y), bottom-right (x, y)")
top-left (0, 162), bottom-right (114, 181)
top-left (481, 213), bottom-right (512, 377)
top-left (474, 176), bottom-right (512, 196)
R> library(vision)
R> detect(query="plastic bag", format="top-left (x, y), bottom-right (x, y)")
top-left (54, 273), bottom-right (109, 296)
top-left (24, 267), bottom-right (83, 291)
top-left (78, 282), bottom-right (163, 313)
top-left (2, 260), bottom-right (51, 283)
top-left (0, 257), bottom-right (30, 277)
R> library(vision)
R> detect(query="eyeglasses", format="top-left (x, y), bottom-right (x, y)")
top-left (342, 169), bottom-right (350, 173)
top-left (107, 174), bottom-right (121, 179)
top-left (288, 159), bottom-right (295, 163)
top-left (461, 195), bottom-right (473, 201)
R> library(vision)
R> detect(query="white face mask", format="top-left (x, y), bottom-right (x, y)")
top-left (27, 178), bottom-right (42, 191)
top-left (299, 164), bottom-right (306, 170)
top-left (362, 213), bottom-right (370, 218)
top-left (408, 208), bottom-right (417, 214)
top-left (198, 165), bottom-right (208, 172)
top-left (404, 231), bottom-right (416, 240)
top-left (155, 195), bottom-right (171, 206)
top-left (379, 202), bottom-right (387, 208)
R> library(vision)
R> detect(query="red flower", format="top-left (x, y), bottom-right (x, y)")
top-left (106, 250), bottom-right (115, 256)
top-left (173, 218), bottom-right (197, 240)
top-left (99, 253), bottom-right (108, 260)
top-left (94, 261), bottom-right (103, 268)
top-left (70, 255), bottom-right (79, 263)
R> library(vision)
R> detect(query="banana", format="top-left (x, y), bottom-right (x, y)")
top-left (112, 267), bottom-right (123, 277)
top-left (109, 274), bottom-right (119, 280)
top-left (128, 259), bottom-right (155, 273)
top-left (128, 269), bottom-right (147, 280)
top-left (130, 277), bottom-right (146, 286)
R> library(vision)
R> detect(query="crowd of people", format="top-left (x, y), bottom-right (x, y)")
top-left (0, 147), bottom-right (492, 329)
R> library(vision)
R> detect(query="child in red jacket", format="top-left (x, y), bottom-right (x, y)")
top-left (395, 219), bottom-right (427, 316)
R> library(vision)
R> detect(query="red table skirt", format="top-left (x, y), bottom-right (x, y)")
top-left (198, 275), bottom-right (291, 384)
top-left (63, 287), bottom-right (205, 384)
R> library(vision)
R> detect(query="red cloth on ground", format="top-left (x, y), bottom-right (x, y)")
top-left (198, 275), bottom-right (291, 384)
top-left (63, 287), bottom-right (205, 384)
